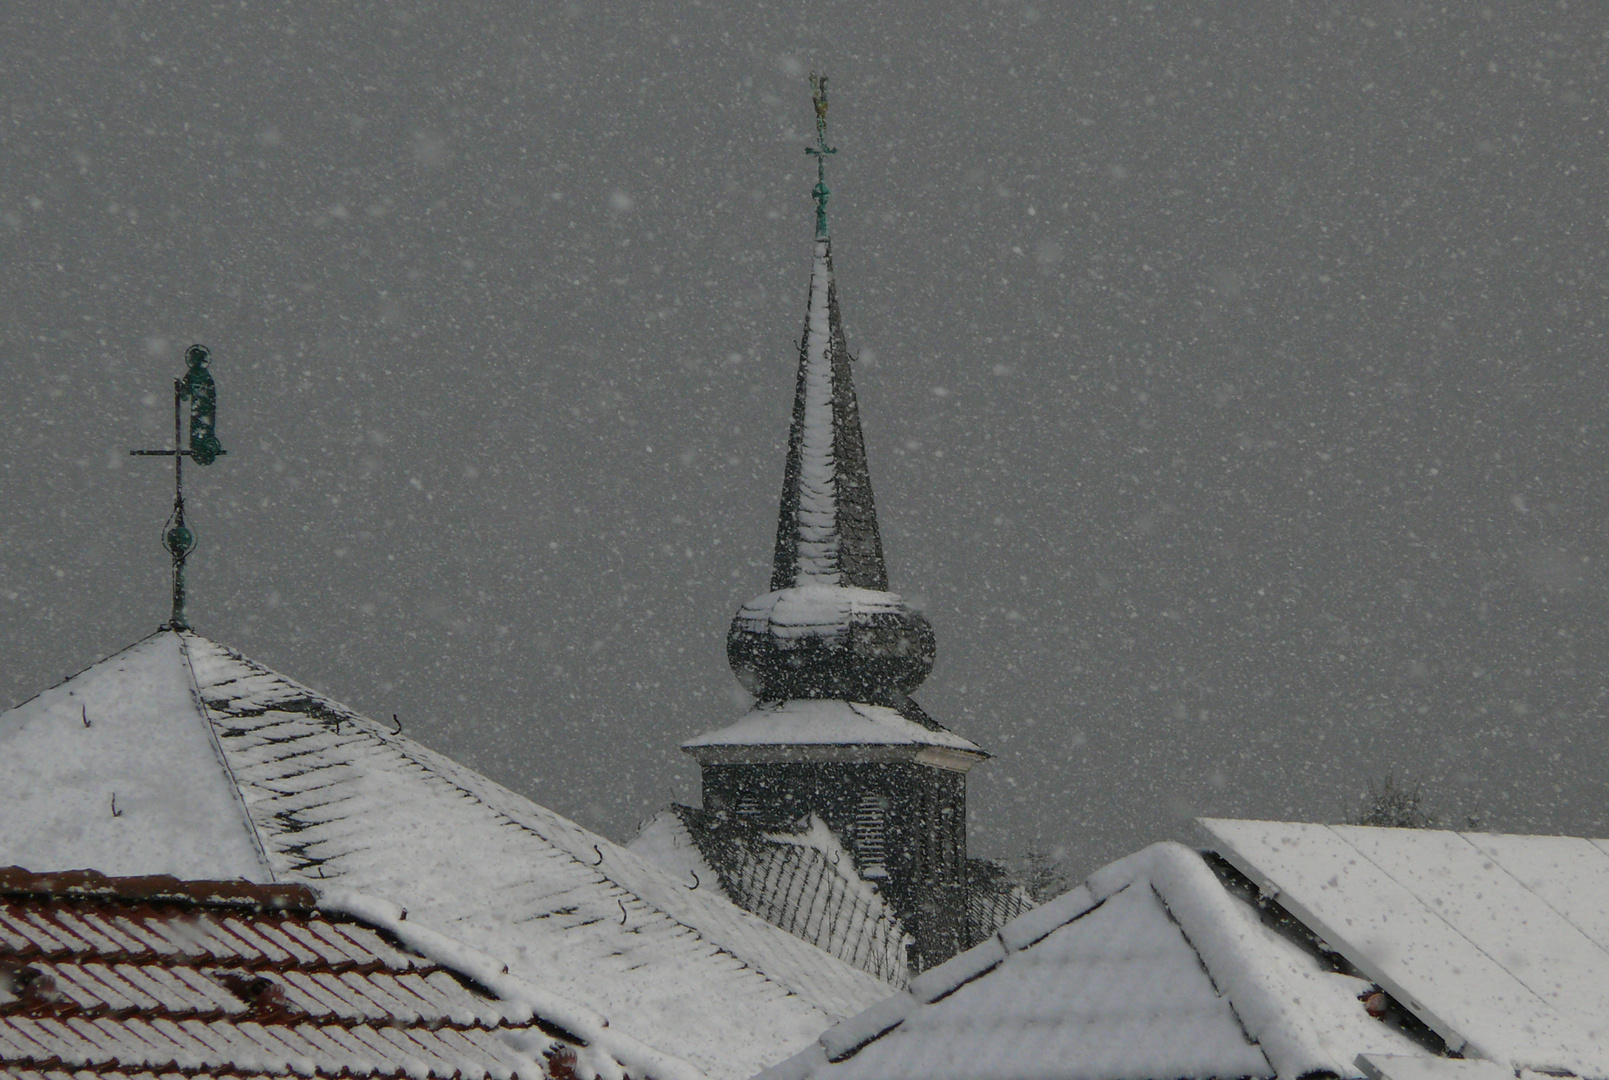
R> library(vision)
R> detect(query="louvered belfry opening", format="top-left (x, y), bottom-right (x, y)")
top-left (855, 792), bottom-right (888, 878)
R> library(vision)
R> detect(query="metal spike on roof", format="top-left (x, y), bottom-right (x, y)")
top-left (806, 71), bottom-right (836, 241)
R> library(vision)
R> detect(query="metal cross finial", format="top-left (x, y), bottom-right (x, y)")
top-left (129, 345), bottom-right (227, 630)
top-left (805, 71), bottom-right (837, 240)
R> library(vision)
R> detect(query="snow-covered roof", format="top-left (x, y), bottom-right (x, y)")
top-left (1200, 818), bottom-right (1609, 1079)
top-left (0, 630), bottom-right (896, 1080)
top-left (1357, 1056), bottom-right (1516, 1080)
top-left (733, 586), bottom-right (915, 642)
top-left (770, 237), bottom-right (886, 592)
top-left (765, 840), bottom-right (1433, 1080)
top-left (630, 809), bottom-right (909, 986)
top-left (682, 699), bottom-right (983, 764)
top-left (0, 632), bottom-right (268, 881)
top-left (0, 865), bottom-right (691, 1080)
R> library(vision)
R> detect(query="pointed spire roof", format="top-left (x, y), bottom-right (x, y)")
top-left (772, 72), bottom-right (885, 592)
top-left (770, 236), bottom-right (889, 592)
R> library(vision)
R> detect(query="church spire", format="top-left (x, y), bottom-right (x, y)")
top-left (729, 79), bottom-right (934, 705)
top-left (768, 136), bottom-right (887, 592)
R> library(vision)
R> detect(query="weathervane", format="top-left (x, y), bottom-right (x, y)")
top-left (129, 345), bottom-right (226, 630)
top-left (806, 71), bottom-right (836, 239)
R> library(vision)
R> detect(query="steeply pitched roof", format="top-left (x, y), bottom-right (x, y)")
top-left (0, 631), bottom-right (895, 1080)
top-left (770, 238), bottom-right (886, 593)
top-left (629, 808), bottom-right (909, 986)
top-left (723, 235), bottom-right (940, 714)
top-left (0, 632), bottom-right (268, 881)
top-left (0, 865), bottom-right (691, 1080)
top-left (1200, 819), bottom-right (1609, 1079)
top-left (765, 841), bottom-right (1431, 1080)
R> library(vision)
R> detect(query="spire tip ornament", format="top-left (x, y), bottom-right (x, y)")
top-left (130, 344), bottom-right (227, 630)
top-left (806, 71), bottom-right (836, 240)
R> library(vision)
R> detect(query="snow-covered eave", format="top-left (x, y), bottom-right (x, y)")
top-left (682, 741), bottom-right (986, 771)
top-left (318, 887), bottom-right (708, 1080)
top-left (682, 700), bottom-right (985, 761)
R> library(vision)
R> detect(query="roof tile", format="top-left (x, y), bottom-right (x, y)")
top-left (0, 868), bottom-right (667, 1080)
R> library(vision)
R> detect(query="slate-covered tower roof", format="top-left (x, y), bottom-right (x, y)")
top-left (722, 76), bottom-right (954, 729)
top-left (682, 78), bottom-right (991, 974)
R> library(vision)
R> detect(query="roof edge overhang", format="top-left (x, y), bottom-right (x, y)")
top-left (0, 864), bottom-right (316, 912)
top-left (682, 742), bottom-right (986, 772)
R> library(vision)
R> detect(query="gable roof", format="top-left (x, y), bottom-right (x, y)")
top-left (1200, 819), bottom-right (1609, 1079)
top-left (0, 865), bottom-right (692, 1080)
top-left (0, 631), bottom-right (895, 1080)
top-left (765, 841), bottom-right (1431, 1080)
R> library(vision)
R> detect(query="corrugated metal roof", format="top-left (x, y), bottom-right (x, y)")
top-left (0, 867), bottom-right (572, 1080)
top-left (1200, 819), bottom-right (1609, 1079)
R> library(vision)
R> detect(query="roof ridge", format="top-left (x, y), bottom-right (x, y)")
top-left (177, 633), bottom-right (276, 883)
top-left (0, 627), bottom-right (168, 717)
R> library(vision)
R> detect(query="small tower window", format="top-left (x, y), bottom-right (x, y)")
top-left (856, 793), bottom-right (887, 879)
top-left (736, 797), bottom-right (760, 818)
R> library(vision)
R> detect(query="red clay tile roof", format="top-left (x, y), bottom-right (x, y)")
top-left (0, 867), bottom-right (575, 1080)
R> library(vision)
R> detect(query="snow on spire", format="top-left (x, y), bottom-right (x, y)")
top-left (770, 237), bottom-right (889, 591)
top-left (728, 80), bottom-right (936, 707)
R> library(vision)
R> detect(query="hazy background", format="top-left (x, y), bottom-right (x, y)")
top-left (3, 2), bottom-right (1606, 877)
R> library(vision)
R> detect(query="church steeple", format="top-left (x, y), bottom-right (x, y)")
top-left (772, 72), bottom-right (885, 592)
top-left (728, 75), bottom-right (936, 708)
top-left (768, 183), bottom-right (888, 593)
top-left (688, 79), bottom-right (988, 973)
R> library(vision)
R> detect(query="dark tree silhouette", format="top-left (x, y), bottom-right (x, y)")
top-left (1348, 773), bottom-right (1439, 829)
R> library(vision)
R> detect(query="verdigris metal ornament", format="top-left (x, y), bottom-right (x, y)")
top-left (181, 345), bottom-right (224, 466)
top-left (130, 344), bottom-right (228, 629)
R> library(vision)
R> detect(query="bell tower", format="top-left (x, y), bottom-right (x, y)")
top-left (682, 75), bottom-right (987, 970)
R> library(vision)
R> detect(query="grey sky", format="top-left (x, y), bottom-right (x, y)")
top-left (2, 3), bottom-right (1605, 876)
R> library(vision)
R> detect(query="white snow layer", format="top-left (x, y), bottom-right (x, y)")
top-left (767, 841), bottom-right (1428, 1080)
top-left (0, 632), bottom-right (269, 881)
top-left (0, 631), bottom-right (894, 1080)
top-left (684, 698), bottom-right (982, 753)
top-left (764, 815), bottom-right (882, 895)
top-left (627, 810), bottom-right (724, 894)
top-left (1358, 1055), bottom-right (1517, 1080)
top-left (733, 585), bottom-right (912, 640)
top-left (321, 887), bottom-right (706, 1080)
top-left (1200, 818), bottom-right (1609, 1079)
top-left (791, 237), bottom-right (841, 583)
